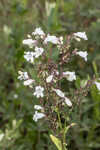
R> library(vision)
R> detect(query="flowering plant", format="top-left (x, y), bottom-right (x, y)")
top-left (18, 27), bottom-right (100, 150)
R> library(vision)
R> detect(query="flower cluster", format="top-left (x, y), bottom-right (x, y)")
top-left (18, 27), bottom-right (98, 128)
top-left (18, 71), bottom-right (34, 87)
top-left (53, 88), bottom-right (72, 107)
top-left (33, 105), bottom-right (45, 122)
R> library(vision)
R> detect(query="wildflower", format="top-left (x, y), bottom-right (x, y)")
top-left (13, 94), bottom-right (18, 99)
top-left (55, 71), bottom-right (59, 75)
top-left (63, 71), bottom-right (76, 81)
top-left (73, 32), bottom-right (88, 40)
top-left (76, 51), bottom-right (88, 61)
top-left (53, 89), bottom-right (65, 98)
top-left (23, 79), bottom-right (34, 86)
top-left (64, 97), bottom-right (72, 107)
top-left (24, 51), bottom-right (35, 63)
top-left (46, 75), bottom-right (53, 83)
top-left (32, 27), bottom-right (45, 38)
top-left (22, 39), bottom-right (37, 48)
top-left (18, 71), bottom-right (29, 80)
top-left (44, 34), bottom-right (59, 44)
top-left (34, 105), bottom-right (43, 110)
top-left (95, 82), bottom-right (100, 91)
top-left (74, 37), bottom-right (81, 42)
top-left (34, 47), bottom-right (44, 58)
top-left (33, 86), bottom-right (44, 98)
top-left (33, 111), bottom-right (45, 122)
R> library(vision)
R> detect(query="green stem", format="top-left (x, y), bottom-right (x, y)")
top-left (57, 109), bottom-right (62, 130)
top-left (57, 110), bottom-right (67, 150)
top-left (63, 121), bottom-right (67, 150)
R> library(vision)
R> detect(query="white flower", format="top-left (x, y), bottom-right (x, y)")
top-left (53, 89), bottom-right (72, 107)
top-left (76, 51), bottom-right (88, 61)
top-left (27, 34), bottom-right (31, 38)
top-left (24, 51), bottom-right (35, 63)
top-left (0, 133), bottom-right (4, 141)
top-left (34, 47), bottom-right (44, 58)
top-left (33, 86), bottom-right (44, 98)
top-left (34, 105), bottom-right (43, 110)
top-left (46, 75), bottom-right (53, 83)
top-left (95, 82), bottom-right (100, 91)
top-left (44, 34), bottom-right (59, 44)
top-left (64, 97), bottom-right (72, 107)
top-left (55, 71), bottom-right (59, 75)
top-left (13, 94), bottom-right (18, 99)
top-left (33, 111), bottom-right (45, 122)
top-left (22, 39), bottom-right (37, 48)
top-left (74, 37), bottom-right (81, 42)
top-left (18, 71), bottom-right (29, 80)
top-left (53, 89), bottom-right (65, 98)
top-left (73, 32), bottom-right (88, 40)
top-left (23, 79), bottom-right (34, 86)
top-left (32, 27), bottom-right (45, 38)
top-left (63, 71), bottom-right (76, 81)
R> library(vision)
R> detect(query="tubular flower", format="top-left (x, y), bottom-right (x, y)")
top-left (32, 27), bottom-right (45, 38)
top-left (64, 97), bottom-right (72, 107)
top-left (33, 111), bottom-right (45, 122)
top-left (22, 39), bottom-right (37, 48)
top-left (18, 71), bottom-right (29, 80)
top-left (44, 34), bottom-right (59, 44)
top-left (34, 105), bottom-right (43, 110)
top-left (73, 32), bottom-right (88, 40)
top-left (23, 79), bottom-right (34, 86)
top-left (34, 47), bottom-right (44, 58)
top-left (76, 51), bottom-right (88, 61)
top-left (53, 89), bottom-right (65, 98)
top-left (24, 51), bottom-right (35, 63)
top-left (33, 86), bottom-right (44, 98)
top-left (63, 71), bottom-right (76, 81)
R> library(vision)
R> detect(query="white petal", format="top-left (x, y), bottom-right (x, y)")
top-left (34, 105), bottom-right (43, 110)
top-left (44, 34), bottom-right (59, 44)
top-left (63, 71), bottom-right (76, 81)
top-left (64, 97), bottom-right (72, 107)
top-left (23, 79), bottom-right (34, 86)
top-left (32, 27), bottom-right (45, 38)
top-left (74, 32), bottom-right (88, 40)
top-left (76, 51), bottom-right (88, 61)
top-left (95, 82), bottom-right (100, 91)
top-left (33, 86), bottom-right (44, 98)
top-left (53, 89), bottom-right (65, 98)
top-left (33, 111), bottom-right (45, 122)
top-left (22, 39), bottom-right (36, 48)
top-left (46, 75), bottom-right (53, 83)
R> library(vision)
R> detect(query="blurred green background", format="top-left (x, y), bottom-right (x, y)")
top-left (0, 0), bottom-right (100, 149)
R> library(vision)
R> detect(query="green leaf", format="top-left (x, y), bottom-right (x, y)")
top-left (51, 47), bottom-right (59, 62)
top-left (92, 61), bottom-right (98, 78)
top-left (75, 77), bottom-right (81, 89)
top-left (50, 134), bottom-right (62, 150)
top-left (90, 85), bottom-right (100, 120)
